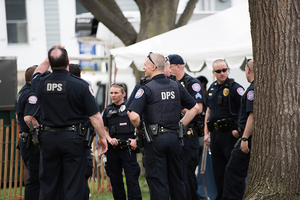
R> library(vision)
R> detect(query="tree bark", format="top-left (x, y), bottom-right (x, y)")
top-left (77, 0), bottom-right (137, 46)
top-left (78, 0), bottom-right (197, 45)
top-left (244, 1), bottom-right (300, 199)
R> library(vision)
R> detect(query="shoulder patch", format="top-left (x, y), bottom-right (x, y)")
top-left (89, 85), bottom-right (95, 96)
top-left (192, 83), bottom-right (201, 92)
top-left (247, 91), bottom-right (254, 101)
top-left (28, 95), bottom-right (38, 104)
top-left (236, 87), bottom-right (244, 96)
top-left (135, 89), bottom-right (144, 99)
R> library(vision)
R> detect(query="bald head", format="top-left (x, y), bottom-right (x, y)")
top-left (48, 46), bottom-right (69, 70)
top-left (245, 59), bottom-right (254, 83)
top-left (151, 53), bottom-right (165, 71)
top-left (246, 59), bottom-right (253, 71)
top-left (212, 59), bottom-right (228, 70)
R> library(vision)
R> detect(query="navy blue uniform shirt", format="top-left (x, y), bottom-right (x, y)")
top-left (206, 77), bottom-right (244, 122)
top-left (128, 74), bottom-right (196, 129)
top-left (237, 81), bottom-right (254, 130)
top-left (178, 73), bottom-right (205, 123)
top-left (15, 82), bottom-right (39, 133)
top-left (31, 70), bottom-right (99, 127)
top-left (126, 77), bottom-right (151, 108)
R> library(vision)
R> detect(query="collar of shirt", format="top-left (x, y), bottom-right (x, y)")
top-left (151, 74), bottom-right (166, 80)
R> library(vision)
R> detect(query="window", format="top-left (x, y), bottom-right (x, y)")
top-left (5, 0), bottom-right (28, 44)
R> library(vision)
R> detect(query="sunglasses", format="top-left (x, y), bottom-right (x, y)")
top-left (246, 59), bottom-right (252, 71)
top-left (165, 56), bottom-right (169, 62)
top-left (148, 52), bottom-right (157, 67)
top-left (111, 82), bottom-right (125, 88)
top-left (214, 68), bottom-right (228, 74)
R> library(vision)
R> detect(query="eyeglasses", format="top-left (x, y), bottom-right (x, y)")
top-left (213, 68), bottom-right (228, 74)
top-left (111, 82), bottom-right (125, 88)
top-left (246, 59), bottom-right (252, 71)
top-left (147, 52), bottom-right (157, 67)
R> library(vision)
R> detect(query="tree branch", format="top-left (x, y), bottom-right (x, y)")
top-left (77, 0), bottom-right (137, 46)
top-left (176, 0), bottom-right (198, 28)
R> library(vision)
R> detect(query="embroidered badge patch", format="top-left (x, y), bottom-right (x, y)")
top-left (135, 89), bottom-right (144, 99)
top-left (247, 91), bottom-right (254, 101)
top-left (237, 87), bottom-right (245, 96)
top-left (192, 83), bottom-right (201, 92)
top-left (28, 95), bottom-right (38, 104)
top-left (89, 85), bottom-right (95, 96)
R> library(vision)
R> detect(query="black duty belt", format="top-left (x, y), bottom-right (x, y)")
top-left (158, 126), bottom-right (178, 134)
top-left (207, 118), bottom-right (236, 132)
top-left (42, 125), bottom-right (77, 132)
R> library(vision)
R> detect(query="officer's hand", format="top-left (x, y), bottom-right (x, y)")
top-left (181, 108), bottom-right (187, 116)
top-left (128, 138), bottom-right (137, 150)
top-left (232, 130), bottom-right (239, 138)
top-left (109, 138), bottom-right (118, 146)
top-left (204, 133), bottom-right (210, 148)
top-left (97, 138), bottom-right (108, 155)
top-left (241, 141), bottom-right (250, 154)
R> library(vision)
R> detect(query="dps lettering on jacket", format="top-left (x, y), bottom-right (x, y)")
top-left (44, 81), bottom-right (66, 93)
top-left (161, 91), bottom-right (175, 100)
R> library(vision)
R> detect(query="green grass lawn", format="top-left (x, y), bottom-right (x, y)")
top-left (89, 177), bottom-right (150, 200)
top-left (0, 177), bottom-right (150, 200)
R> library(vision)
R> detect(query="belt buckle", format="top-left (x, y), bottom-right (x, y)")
top-left (214, 123), bottom-right (218, 130)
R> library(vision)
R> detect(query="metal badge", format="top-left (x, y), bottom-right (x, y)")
top-left (223, 88), bottom-right (229, 97)
top-left (181, 82), bottom-right (185, 88)
top-left (119, 105), bottom-right (126, 112)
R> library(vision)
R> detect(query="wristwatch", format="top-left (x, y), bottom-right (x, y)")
top-left (241, 137), bottom-right (248, 141)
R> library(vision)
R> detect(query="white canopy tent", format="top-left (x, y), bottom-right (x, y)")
top-left (110, 2), bottom-right (252, 88)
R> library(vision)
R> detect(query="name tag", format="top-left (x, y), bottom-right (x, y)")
top-left (119, 122), bottom-right (127, 126)
top-left (44, 81), bottom-right (66, 93)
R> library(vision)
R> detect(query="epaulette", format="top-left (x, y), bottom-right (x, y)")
top-left (139, 77), bottom-right (151, 86)
top-left (168, 74), bottom-right (176, 81)
top-left (228, 78), bottom-right (234, 87)
top-left (184, 75), bottom-right (190, 82)
top-left (40, 70), bottom-right (51, 76)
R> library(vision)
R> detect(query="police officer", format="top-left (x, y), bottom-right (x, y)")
top-left (102, 83), bottom-right (142, 200)
top-left (222, 59), bottom-right (254, 200)
top-left (69, 63), bottom-right (94, 200)
top-left (128, 52), bottom-right (200, 200)
top-left (31, 45), bottom-right (107, 200)
top-left (204, 59), bottom-right (244, 200)
top-left (16, 65), bottom-right (40, 200)
top-left (168, 54), bottom-right (205, 200)
top-left (126, 56), bottom-right (171, 108)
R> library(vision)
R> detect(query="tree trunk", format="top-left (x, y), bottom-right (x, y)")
top-left (244, 1), bottom-right (300, 199)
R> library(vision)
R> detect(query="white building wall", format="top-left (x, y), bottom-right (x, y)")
top-left (58, 0), bottom-right (79, 59)
top-left (0, 0), bottom-right (47, 71)
top-left (0, 0), bottom-right (248, 71)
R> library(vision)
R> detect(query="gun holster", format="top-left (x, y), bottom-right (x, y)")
top-left (148, 124), bottom-right (158, 136)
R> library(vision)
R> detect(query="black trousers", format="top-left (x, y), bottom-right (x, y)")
top-left (106, 146), bottom-right (142, 200)
top-left (223, 142), bottom-right (250, 200)
top-left (210, 129), bottom-right (237, 200)
top-left (39, 131), bottom-right (86, 200)
top-left (19, 138), bottom-right (40, 200)
top-left (182, 126), bottom-right (200, 200)
top-left (143, 132), bottom-right (186, 200)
